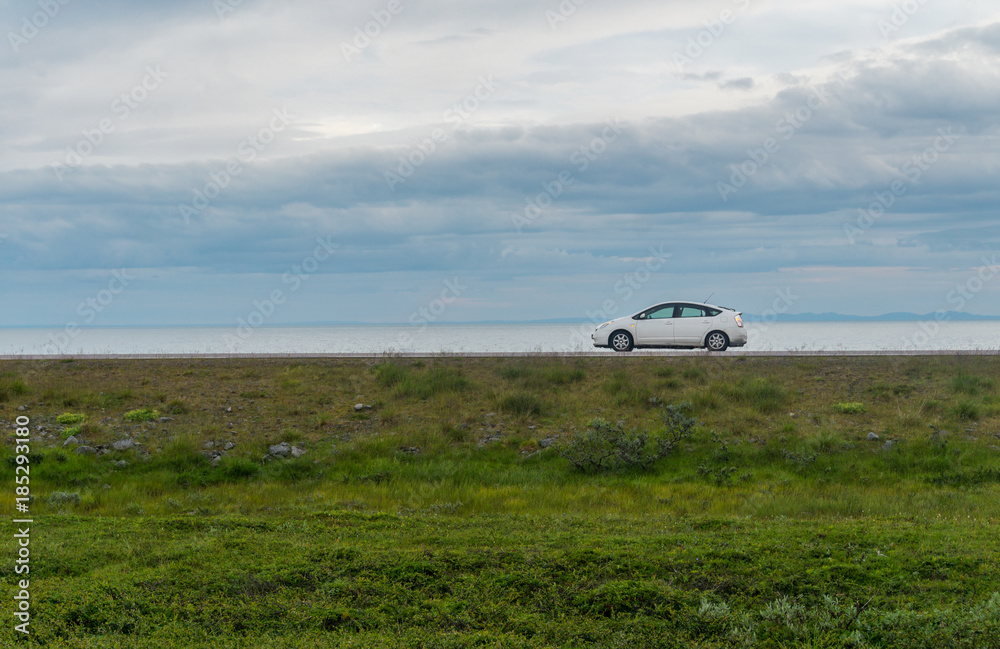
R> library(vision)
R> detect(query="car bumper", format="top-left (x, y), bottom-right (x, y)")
top-left (591, 328), bottom-right (611, 348)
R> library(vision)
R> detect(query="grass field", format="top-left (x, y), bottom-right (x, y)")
top-left (2, 355), bottom-right (1000, 647)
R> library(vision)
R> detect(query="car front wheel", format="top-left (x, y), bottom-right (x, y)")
top-left (706, 331), bottom-right (729, 352)
top-left (610, 331), bottom-right (634, 352)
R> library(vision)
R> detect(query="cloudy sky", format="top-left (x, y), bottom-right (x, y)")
top-left (1, 0), bottom-right (999, 328)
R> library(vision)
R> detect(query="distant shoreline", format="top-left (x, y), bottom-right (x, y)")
top-left (2, 313), bottom-right (1000, 329)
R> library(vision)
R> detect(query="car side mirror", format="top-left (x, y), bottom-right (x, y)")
top-left (636, 313), bottom-right (646, 320)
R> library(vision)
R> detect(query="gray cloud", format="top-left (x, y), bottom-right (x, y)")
top-left (2, 4), bottom-right (1000, 324)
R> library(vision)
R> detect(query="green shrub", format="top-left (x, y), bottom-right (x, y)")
top-left (57, 413), bottom-right (86, 425)
top-left (164, 400), bottom-right (188, 415)
top-left (498, 393), bottom-right (544, 417)
top-left (726, 378), bottom-right (788, 414)
top-left (951, 373), bottom-right (993, 395)
top-left (0, 374), bottom-right (30, 402)
top-left (220, 456), bottom-right (262, 480)
top-left (560, 402), bottom-right (696, 472)
top-left (48, 491), bottom-right (81, 506)
top-left (123, 407), bottom-right (160, 422)
top-left (834, 402), bottom-right (866, 414)
top-left (374, 362), bottom-right (410, 387)
top-left (951, 401), bottom-right (980, 421)
top-left (63, 425), bottom-right (82, 438)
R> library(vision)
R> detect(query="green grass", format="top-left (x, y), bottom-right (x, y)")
top-left (2, 355), bottom-right (1000, 647)
top-left (123, 407), bottom-right (160, 422)
top-left (57, 412), bottom-right (86, 425)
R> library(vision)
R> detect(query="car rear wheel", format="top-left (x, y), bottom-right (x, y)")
top-left (610, 331), bottom-right (634, 352)
top-left (706, 331), bottom-right (729, 352)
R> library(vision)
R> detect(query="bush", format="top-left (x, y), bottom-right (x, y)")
top-left (0, 374), bottom-right (29, 402)
top-left (834, 402), bottom-right (866, 414)
top-left (951, 401), bottom-right (980, 421)
top-left (499, 393), bottom-right (544, 417)
top-left (726, 377), bottom-right (788, 414)
top-left (164, 400), bottom-right (188, 415)
top-left (57, 413), bottom-right (86, 425)
top-left (123, 408), bottom-right (160, 422)
top-left (560, 402), bottom-right (696, 472)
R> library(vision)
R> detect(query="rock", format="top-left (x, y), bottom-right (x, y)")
top-left (112, 438), bottom-right (134, 451)
top-left (224, 442), bottom-right (236, 451)
top-left (63, 435), bottom-right (80, 447)
top-left (103, 484), bottom-right (111, 490)
top-left (866, 432), bottom-right (880, 441)
top-left (203, 441), bottom-right (215, 449)
top-left (211, 455), bottom-right (222, 466)
top-left (18, 405), bottom-right (26, 411)
top-left (364, 404), bottom-right (373, 410)
top-left (74, 446), bottom-right (98, 455)
top-left (528, 425), bottom-right (536, 430)
top-left (539, 437), bottom-right (557, 448)
top-left (269, 442), bottom-right (291, 457)
top-left (354, 403), bottom-right (365, 411)
top-left (291, 446), bottom-right (307, 458)
top-left (226, 406), bottom-right (232, 413)
top-left (159, 417), bottom-right (173, 423)
top-left (115, 460), bottom-right (130, 468)
top-left (398, 446), bottom-right (421, 455)
top-left (883, 440), bottom-right (896, 451)
top-left (989, 446), bottom-right (1000, 452)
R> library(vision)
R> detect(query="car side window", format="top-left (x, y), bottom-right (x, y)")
top-left (646, 305), bottom-right (675, 319)
top-left (678, 306), bottom-right (706, 318)
top-left (705, 308), bottom-right (721, 317)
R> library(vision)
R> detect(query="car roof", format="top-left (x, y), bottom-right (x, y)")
top-left (641, 301), bottom-right (734, 311)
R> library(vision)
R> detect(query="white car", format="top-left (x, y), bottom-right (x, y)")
top-left (592, 302), bottom-right (747, 352)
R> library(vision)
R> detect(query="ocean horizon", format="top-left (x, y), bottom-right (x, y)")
top-left (1, 321), bottom-right (996, 356)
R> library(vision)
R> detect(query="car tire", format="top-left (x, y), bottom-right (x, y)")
top-left (706, 331), bottom-right (729, 352)
top-left (610, 331), bottom-right (634, 352)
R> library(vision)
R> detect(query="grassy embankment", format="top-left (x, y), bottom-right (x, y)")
top-left (2, 355), bottom-right (1000, 647)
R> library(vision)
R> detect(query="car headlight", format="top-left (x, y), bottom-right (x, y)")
top-left (597, 321), bottom-right (611, 330)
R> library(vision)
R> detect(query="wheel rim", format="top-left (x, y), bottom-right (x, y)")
top-left (612, 333), bottom-right (630, 351)
top-left (708, 333), bottom-right (726, 350)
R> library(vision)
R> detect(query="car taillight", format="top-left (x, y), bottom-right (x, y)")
top-left (735, 314), bottom-right (744, 327)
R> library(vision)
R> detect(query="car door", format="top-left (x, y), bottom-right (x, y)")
top-left (672, 304), bottom-right (713, 345)
top-left (634, 304), bottom-right (676, 345)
